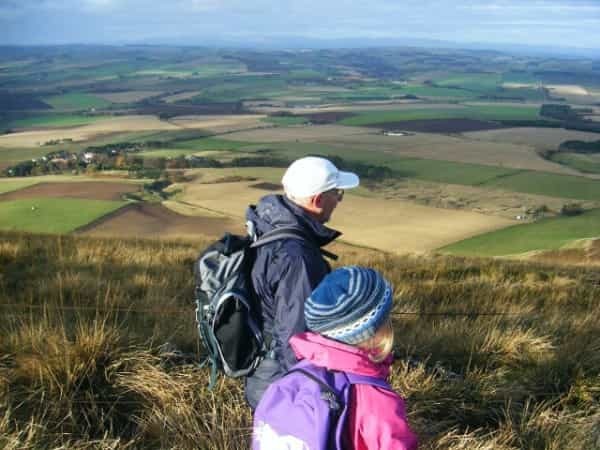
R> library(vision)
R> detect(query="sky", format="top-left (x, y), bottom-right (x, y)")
top-left (1, 0), bottom-right (600, 52)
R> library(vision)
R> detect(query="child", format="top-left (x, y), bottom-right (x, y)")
top-left (253, 266), bottom-right (418, 450)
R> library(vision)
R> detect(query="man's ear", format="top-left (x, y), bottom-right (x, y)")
top-left (312, 193), bottom-right (324, 209)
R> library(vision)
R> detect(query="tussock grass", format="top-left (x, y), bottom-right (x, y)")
top-left (1, 230), bottom-right (599, 448)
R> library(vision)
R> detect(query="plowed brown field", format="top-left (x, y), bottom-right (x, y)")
top-left (78, 202), bottom-right (243, 239)
top-left (0, 182), bottom-right (140, 201)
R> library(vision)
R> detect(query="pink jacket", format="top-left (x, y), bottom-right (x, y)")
top-left (289, 332), bottom-right (418, 450)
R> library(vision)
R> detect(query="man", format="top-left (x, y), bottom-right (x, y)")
top-left (244, 156), bottom-right (359, 409)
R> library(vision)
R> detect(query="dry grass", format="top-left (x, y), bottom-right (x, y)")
top-left (522, 237), bottom-right (600, 266)
top-left (1, 231), bottom-right (599, 449)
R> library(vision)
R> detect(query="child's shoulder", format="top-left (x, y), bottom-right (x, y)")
top-left (351, 381), bottom-right (408, 416)
top-left (349, 384), bottom-right (418, 450)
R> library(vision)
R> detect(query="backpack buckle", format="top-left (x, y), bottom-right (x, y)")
top-left (321, 391), bottom-right (341, 411)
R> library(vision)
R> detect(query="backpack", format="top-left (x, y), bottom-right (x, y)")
top-left (194, 228), bottom-right (337, 388)
top-left (252, 360), bottom-right (391, 450)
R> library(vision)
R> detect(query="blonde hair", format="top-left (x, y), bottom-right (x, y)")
top-left (356, 318), bottom-right (394, 363)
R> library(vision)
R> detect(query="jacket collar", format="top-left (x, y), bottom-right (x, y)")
top-left (289, 332), bottom-right (391, 379)
top-left (246, 194), bottom-right (340, 247)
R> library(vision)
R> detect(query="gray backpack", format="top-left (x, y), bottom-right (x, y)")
top-left (195, 228), bottom-right (333, 388)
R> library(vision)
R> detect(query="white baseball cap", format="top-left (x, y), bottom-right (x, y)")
top-left (281, 156), bottom-right (360, 198)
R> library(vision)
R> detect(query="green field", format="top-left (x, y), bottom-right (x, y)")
top-left (134, 61), bottom-right (245, 79)
top-left (339, 105), bottom-right (541, 126)
top-left (484, 171), bottom-right (600, 201)
top-left (42, 93), bottom-right (112, 111)
top-left (441, 208), bottom-right (600, 256)
top-left (189, 62), bottom-right (246, 77)
top-left (0, 198), bottom-right (126, 233)
top-left (324, 84), bottom-right (479, 101)
top-left (0, 179), bottom-right (40, 194)
top-left (549, 152), bottom-right (600, 175)
top-left (434, 73), bottom-right (502, 91)
top-left (189, 77), bottom-right (290, 103)
top-left (7, 114), bottom-right (110, 129)
top-left (502, 71), bottom-right (540, 84)
top-left (137, 148), bottom-right (198, 158)
top-left (262, 116), bottom-right (309, 126)
top-left (400, 85), bottom-right (479, 98)
top-left (174, 137), bottom-right (253, 151)
top-left (138, 137), bottom-right (256, 158)
top-left (0, 147), bottom-right (51, 162)
top-left (262, 116), bottom-right (309, 127)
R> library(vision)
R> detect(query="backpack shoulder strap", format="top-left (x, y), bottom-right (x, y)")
top-left (345, 372), bottom-right (392, 390)
top-left (250, 227), bottom-right (338, 261)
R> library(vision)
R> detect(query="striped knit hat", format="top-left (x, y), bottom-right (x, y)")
top-left (304, 266), bottom-right (393, 344)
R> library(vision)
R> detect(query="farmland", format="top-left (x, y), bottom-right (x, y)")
top-left (441, 208), bottom-right (600, 257)
top-left (6, 114), bottom-right (111, 130)
top-left (485, 171), bottom-right (600, 201)
top-left (0, 115), bottom-right (179, 147)
top-left (0, 181), bottom-right (140, 201)
top-left (463, 127), bottom-right (600, 148)
top-left (0, 178), bottom-right (145, 234)
top-left (1, 45), bottom-right (599, 256)
top-left (79, 202), bottom-right (243, 239)
top-left (94, 90), bottom-right (163, 103)
top-left (42, 93), bottom-right (112, 111)
top-left (223, 126), bottom-right (579, 174)
top-left (338, 104), bottom-right (541, 126)
top-left (174, 176), bottom-right (513, 252)
top-left (0, 178), bottom-right (40, 194)
top-left (0, 198), bottom-right (126, 233)
top-left (549, 152), bottom-right (600, 175)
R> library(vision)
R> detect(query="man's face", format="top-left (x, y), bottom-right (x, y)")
top-left (318, 188), bottom-right (344, 223)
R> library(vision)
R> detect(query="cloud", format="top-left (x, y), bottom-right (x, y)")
top-left (1, 0), bottom-right (599, 48)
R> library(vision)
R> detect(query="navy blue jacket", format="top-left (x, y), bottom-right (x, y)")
top-left (244, 194), bottom-right (339, 408)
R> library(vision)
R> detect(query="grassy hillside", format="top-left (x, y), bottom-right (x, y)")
top-left (1, 231), bottom-right (598, 449)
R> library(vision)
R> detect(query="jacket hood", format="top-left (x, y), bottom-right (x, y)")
top-left (246, 194), bottom-right (340, 247)
top-left (289, 332), bottom-right (392, 379)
